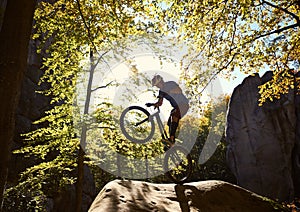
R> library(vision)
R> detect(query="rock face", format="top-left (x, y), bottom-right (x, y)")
top-left (89, 179), bottom-right (282, 212)
top-left (226, 71), bottom-right (300, 202)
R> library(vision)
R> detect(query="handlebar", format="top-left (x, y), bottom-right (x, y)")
top-left (145, 103), bottom-right (160, 111)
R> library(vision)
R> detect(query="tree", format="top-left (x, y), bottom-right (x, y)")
top-left (8, 0), bottom-right (300, 209)
top-left (149, 0), bottom-right (299, 103)
top-left (180, 95), bottom-right (235, 182)
top-left (6, 0), bottom-right (154, 210)
top-left (0, 0), bottom-right (36, 208)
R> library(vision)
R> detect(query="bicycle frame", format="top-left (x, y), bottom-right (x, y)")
top-left (148, 107), bottom-right (169, 141)
top-left (120, 105), bottom-right (193, 183)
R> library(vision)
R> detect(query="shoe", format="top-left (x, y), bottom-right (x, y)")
top-left (168, 138), bottom-right (175, 145)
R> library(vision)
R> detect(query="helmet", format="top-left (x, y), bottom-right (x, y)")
top-left (151, 75), bottom-right (163, 86)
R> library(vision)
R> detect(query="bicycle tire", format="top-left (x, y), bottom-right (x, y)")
top-left (120, 106), bottom-right (155, 144)
top-left (164, 145), bottom-right (193, 184)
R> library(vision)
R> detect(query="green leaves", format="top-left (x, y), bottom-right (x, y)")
top-left (8, 0), bottom-right (300, 209)
top-left (8, 0), bottom-right (161, 209)
top-left (258, 69), bottom-right (296, 106)
top-left (153, 0), bottom-right (299, 104)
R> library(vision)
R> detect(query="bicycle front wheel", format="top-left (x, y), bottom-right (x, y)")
top-left (164, 145), bottom-right (193, 184)
top-left (120, 106), bottom-right (155, 144)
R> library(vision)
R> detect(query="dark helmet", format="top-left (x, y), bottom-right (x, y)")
top-left (151, 75), bottom-right (163, 86)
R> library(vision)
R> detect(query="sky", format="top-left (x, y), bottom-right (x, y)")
top-left (76, 35), bottom-right (267, 120)
top-left (81, 53), bottom-right (258, 122)
top-left (94, 54), bottom-right (251, 103)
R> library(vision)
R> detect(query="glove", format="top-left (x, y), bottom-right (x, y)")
top-left (145, 103), bottom-right (154, 107)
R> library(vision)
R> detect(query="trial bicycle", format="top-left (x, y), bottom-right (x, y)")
top-left (119, 104), bottom-right (193, 183)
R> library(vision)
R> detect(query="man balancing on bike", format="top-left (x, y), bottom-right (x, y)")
top-left (146, 74), bottom-right (189, 144)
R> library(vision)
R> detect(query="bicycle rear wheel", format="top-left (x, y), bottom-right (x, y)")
top-left (120, 106), bottom-right (155, 144)
top-left (164, 145), bottom-right (193, 184)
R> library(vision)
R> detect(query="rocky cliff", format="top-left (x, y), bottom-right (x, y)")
top-left (226, 71), bottom-right (300, 202)
top-left (89, 179), bottom-right (284, 212)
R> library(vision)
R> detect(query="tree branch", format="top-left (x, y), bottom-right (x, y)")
top-left (262, 0), bottom-right (300, 26)
top-left (228, 22), bottom-right (298, 54)
top-left (252, 23), bottom-right (298, 41)
top-left (199, 52), bottom-right (239, 94)
top-left (87, 126), bottom-right (115, 131)
top-left (229, 12), bottom-right (238, 55)
top-left (76, 0), bottom-right (102, 55)
top-left (91, 81), bottom-right (115, 92)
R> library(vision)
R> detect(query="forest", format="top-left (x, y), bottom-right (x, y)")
top-left (0, 0), bottom-right (299, 211)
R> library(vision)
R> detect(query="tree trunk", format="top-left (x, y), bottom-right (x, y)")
top-left (0, 0), bottom-right (36, 209)
top-left (76, 50), bottom-right (95, 212)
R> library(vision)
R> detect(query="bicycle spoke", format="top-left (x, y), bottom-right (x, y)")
top-left (135, 117), bottom-right (149, 126)
top-left (164, 145), bottom-right (192, 183)
top-left (120, 106), bottom-right (155, 143)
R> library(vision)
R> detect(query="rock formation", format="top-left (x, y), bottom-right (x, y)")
top-left (226, 71), bottom-right (300, 202)
top-left (89, 179), bottom-right (283, 212)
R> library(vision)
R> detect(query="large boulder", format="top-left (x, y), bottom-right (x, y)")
top-left (89, 179), bottom-right (284, 212)
top-left (226, 71), bottom-right (300, 202)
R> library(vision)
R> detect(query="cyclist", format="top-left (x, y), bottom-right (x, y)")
top-left (147, 75), bottom-right (189, 144)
